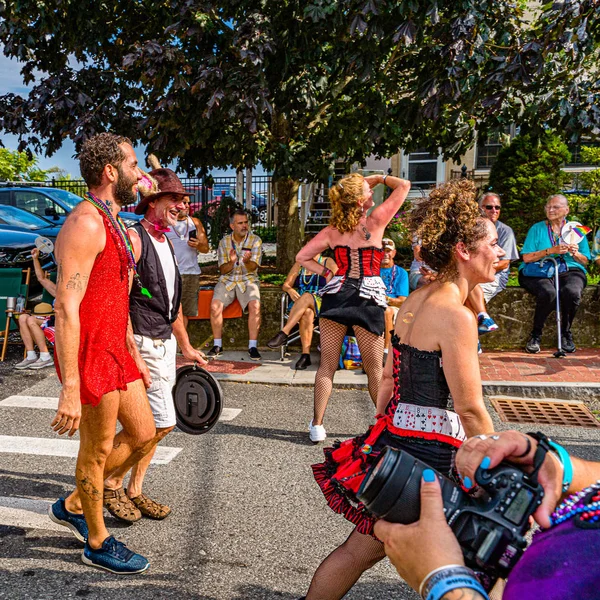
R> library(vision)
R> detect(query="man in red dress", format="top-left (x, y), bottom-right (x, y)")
top-left (48, 133), bottom-right (156, 574)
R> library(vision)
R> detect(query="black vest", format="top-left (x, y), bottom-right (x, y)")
top-left (130, 223), bottom-right (182, 339)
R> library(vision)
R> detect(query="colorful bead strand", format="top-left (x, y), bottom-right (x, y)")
top-left (550, 480), bottom-right (600, 526)
top-left (85, 193), bottom-right (152, 299)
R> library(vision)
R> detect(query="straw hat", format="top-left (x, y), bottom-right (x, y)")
top-left (33, 302), bottom-right (54, 316)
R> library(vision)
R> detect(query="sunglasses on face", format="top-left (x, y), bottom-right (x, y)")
top-left (483, 205), bottom-right (501, 211)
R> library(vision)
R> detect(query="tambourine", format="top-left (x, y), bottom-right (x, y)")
top-left (173, 363), bottom-right (223, 435)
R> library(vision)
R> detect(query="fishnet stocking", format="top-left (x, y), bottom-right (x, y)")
top-left (353, 325), bottom-right (384, 405)
top-left (305, 528), bottom-right (386, 600)
top-left (313, 318), bottom-right (347, 424)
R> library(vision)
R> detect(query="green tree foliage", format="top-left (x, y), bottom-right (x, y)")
top-left (567, 146), bottom-right (600, 237)
top-left (488, 133), bottom-right (571, 242)
top-left (0, 148), bottom-right (58, 181)
top-left (1, 1), bottom-right (599, 269)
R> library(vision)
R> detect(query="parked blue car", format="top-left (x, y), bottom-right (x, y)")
top-left (0, 204), bottom-right (61, 240)
top-left (0, 186), bottom-right (142, 227)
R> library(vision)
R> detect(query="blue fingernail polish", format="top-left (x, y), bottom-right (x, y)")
top-left (463, 476), bottom-right (473, 489)
top-left (423, 469), bottom-right (436, 483)
top-left (480, 456), bottom-right (491, 470)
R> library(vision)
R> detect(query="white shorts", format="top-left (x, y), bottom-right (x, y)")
top-left (480, 279), bottom-right (502, 303)
top-left (134, 334), bottom-right (177, 428)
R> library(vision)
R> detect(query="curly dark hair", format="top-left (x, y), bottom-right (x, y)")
top-left (408, 179), bottom-right (489, 277)
top-left (78, 133), bottom-right (132, 187)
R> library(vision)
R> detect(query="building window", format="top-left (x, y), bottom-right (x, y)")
top-left (406, 149), bottom-right (438, 189)
top-left (475, 133), bottom-right (504, 170)
top-left (566, 141), bottom-right (600, 167)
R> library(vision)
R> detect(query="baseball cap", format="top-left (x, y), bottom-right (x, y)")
top-left (382, 238), bottom-right (395, 250)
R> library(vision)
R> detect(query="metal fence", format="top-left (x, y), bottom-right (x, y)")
top-left (43, 174), bottom-right (276, 242)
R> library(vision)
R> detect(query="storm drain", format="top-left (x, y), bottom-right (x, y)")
top-left (490, 396), bottom-right (600, 428)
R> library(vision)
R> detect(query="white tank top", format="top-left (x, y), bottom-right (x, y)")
top-left (147, 233), bottom-right (177, 314)
top-left (165, 217), bottom-right (201, 275)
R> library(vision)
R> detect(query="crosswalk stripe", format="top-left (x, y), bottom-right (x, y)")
top-left (0, 436), bottom-right (182, 465)
top-left (0, 396), bottom-right (57, 409)
top-left (0, 496), bottom-right (64, 533)
top-left (1, 396), bottom-right (243, 422)
top-left (220, 408), bottom-right (242, 421)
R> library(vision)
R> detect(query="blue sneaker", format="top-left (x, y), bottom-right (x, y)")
top-left (48, 498), bottom-right (88, 543)
top-left (82, 536), bottom-right (150, 574)
top-left (478, 315), bottom-right (499, 334)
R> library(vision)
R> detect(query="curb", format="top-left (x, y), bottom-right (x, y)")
top-left (210, 372), bottom-right (599, 401)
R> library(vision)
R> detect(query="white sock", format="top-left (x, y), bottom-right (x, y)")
top-left (248, 340), bottom-right (258, 349)
top-left (214, 339), bottom-right (222, 347)
top-left (477, 312), bottom-right (490, 320)
top-left (27, 351), bottom-right (37, 360)
top-left (39, 352), bottom-right (51, 360)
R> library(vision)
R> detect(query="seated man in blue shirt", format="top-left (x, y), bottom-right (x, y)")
top-left (381, 238), bottom-right (409, 363)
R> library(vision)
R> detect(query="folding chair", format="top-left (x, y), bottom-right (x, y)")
top-left (1, 268), bottom-right (31, 361)
top-left (279, 293), bottom-right (320, 360)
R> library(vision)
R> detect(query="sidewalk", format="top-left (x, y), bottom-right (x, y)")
top-left (178, 347), bottom-right (600, 400)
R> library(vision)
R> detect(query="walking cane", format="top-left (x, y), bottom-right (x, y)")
top-left (540, 256), bottom-right (566, 358)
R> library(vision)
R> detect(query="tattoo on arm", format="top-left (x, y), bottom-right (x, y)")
top-left (65, 273), bottom-right (89, 292)
top-left (57, 262), bottom-right (64, 283)
top-left (76, 469), bottom-right (102, 502)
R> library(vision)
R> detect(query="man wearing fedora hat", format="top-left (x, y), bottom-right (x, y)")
top-left (15, 247), bottom-right (57, 370)
top-left (101, 167), bottom-right (208, 522)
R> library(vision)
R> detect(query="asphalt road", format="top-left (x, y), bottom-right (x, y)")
top-left (1, 347), bottom-right (599, 600)
top-left (0, 357), bottom-right (413, 600)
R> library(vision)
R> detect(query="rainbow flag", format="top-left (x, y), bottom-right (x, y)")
top-left (573, 224), bottom-right (592, 236)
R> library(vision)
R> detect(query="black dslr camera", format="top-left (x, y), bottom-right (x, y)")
top-left (357, 447), bottom-right (545, 588)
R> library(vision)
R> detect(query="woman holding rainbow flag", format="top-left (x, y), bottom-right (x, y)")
top-left (519, 193), bottom-right (591, 354)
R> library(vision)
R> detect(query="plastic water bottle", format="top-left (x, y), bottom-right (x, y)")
top-left (15, 294), bottom-right (25, 313)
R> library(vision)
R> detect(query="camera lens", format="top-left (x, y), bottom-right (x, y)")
top-left (358, 447), bottom-right (425, 524)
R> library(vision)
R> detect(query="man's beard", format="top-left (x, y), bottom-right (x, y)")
top-left (114, 166), bottom-right (137, 206)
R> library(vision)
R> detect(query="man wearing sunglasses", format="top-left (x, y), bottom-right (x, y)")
top-left (467, 192), bottom-right (518, 334)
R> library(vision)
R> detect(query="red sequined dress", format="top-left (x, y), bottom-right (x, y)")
top-left (318, 246), bottom-right (387, 335)
top-left (55, 208), bottom-right (140, 406)
top-left (312, 334), bottom-right (466, 536)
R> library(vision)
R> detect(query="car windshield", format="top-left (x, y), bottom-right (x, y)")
top-left (0, 205), bottom-right (51, 230)
top-left (46, 188), bottom-right (85, 209)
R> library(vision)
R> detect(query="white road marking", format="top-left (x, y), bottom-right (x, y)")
top-left (0, 396), bottom-right (58, 409)
top-left (0, 436), bottom-right (182, 465)
top-left (219, 408), bottom-right (242, 421)
top-left (1, 396), bottom-right (243, 422)
top-left (0, 496), bottom-right (65, 533)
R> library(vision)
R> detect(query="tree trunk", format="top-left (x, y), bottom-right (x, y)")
top-left (274, 176), bottom-right (301, 273)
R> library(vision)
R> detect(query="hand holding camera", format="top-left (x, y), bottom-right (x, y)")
top-left (358, 444), bottom-right (546, 589)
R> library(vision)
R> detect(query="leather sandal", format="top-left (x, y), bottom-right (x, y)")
top-left (129, 493), bottom-right (171, 520)
top-left (103, 487), bottom-right (142, 523)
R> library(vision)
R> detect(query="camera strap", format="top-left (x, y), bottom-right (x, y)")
top-left (525, 432), bottom-right (552, 486)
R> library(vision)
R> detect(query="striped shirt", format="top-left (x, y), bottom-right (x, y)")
top-left (217, 232), bottom-right (262, 292)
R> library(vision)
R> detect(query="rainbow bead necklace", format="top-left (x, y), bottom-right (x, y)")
top-left (85, 193), bottom-right (152, 299)
top-left (550, 480), bottom-right (600, 526)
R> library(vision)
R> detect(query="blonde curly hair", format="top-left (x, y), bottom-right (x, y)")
top-left (328, 173), bottom-right (366, 234)
top-left (408, 179), bottom-right (488, 277)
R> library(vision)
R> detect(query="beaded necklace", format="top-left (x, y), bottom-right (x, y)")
top-left (550, 480), bottom-right (600, 526)
top-left (85, 193), bottom-right (152, 299)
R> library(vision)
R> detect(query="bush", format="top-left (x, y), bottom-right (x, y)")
top-left (487, 132), bottom-right (571, 242)
top-left (384, 199), bottom-right (412, 248)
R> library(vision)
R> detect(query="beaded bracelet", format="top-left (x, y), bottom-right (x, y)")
top-left (550, 479), bottom-right (600, 526)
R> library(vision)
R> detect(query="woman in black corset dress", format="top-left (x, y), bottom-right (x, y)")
top-left (300, 179), bottom-right (500, 600)
top-left (296, 172), bottom-right (411, 443)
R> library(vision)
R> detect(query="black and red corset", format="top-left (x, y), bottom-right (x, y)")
top-left (333, 246), bottom-right (384, 278)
